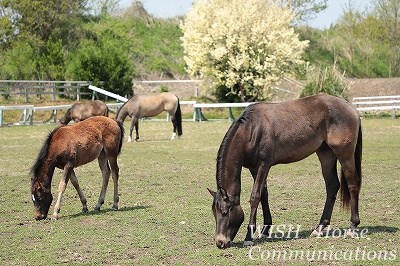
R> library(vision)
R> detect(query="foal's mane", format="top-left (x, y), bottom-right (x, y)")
top-left (30, 128), bottom-right (59, 182)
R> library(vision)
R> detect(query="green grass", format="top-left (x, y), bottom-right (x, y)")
top-left (0, 118), bottom-right (399, 265)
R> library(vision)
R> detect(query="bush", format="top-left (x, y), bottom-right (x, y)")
top-left (301, 65), bottom-right (349, 100)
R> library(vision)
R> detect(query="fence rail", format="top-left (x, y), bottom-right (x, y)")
top-left (0, 80), bottom-right (92, 102)
top-left (352, 95), bottom-right (400, 118)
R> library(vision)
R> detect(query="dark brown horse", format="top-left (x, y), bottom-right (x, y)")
top-left (115, 92), bottom-right (182, 142)
top-left (30, 116), bottom-right (124, 220)
top-left (208, 94), bottom-right (362, 248)
top-left (59, 100), bottom-right (109, 125)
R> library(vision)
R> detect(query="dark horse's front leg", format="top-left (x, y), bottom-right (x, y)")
top-left (244, 164), bottom-right (271, 246)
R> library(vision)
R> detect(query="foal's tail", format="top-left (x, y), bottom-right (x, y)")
top-left (116, 120), bottom-right (125, 155)
top-left (175, 99), bottom-right (183, 136)
top-left (340, 124), bottom-right (362, 208)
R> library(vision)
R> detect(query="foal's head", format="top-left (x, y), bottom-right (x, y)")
top-left (208, 188), bottom-right (244, 249)
top-left (31, 181), bottom-right (53, 220)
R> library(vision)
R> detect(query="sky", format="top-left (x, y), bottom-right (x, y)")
top-left (119, 0), bottom-right (372, 29)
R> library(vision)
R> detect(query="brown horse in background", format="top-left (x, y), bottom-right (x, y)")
top-left (208, 94), bottom-right (362, 248)
top-left (115, 92), bottom-right (182, 142)
top-left (30, 116), bottom-right (124, 220)
top-left (59, 100), bottom-right (109, 125)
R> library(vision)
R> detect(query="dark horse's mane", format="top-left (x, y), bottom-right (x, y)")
top-left (30, 127), bottom-right (59, 182)
top-left (216, 108), bottom-right (253, 188)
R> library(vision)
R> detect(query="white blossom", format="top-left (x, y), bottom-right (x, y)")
top-left (181, 0), bottom-right (309, 100)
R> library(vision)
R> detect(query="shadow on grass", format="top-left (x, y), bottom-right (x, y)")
top-left (67, 205), bottom-right (152, 219)
top-left (230, 225), bottom-right (400, 248)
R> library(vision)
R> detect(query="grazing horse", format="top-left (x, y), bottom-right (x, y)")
top-left (115, 92), bottom-right (182, 142)
top-left (59, 100), bottom-right (109, 125)
top-left (208, 94), bottom-right (362, 249)
top-left (30, 116), bottom-right (124, 220)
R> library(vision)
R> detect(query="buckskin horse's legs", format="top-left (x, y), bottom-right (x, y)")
top-left (171, 113), bottom-right (177, 140)
top-left (69, 169), bottom-right (88, 213)
top-left (128, 117), bottom-right (139, 142)
top-left (244, 163), bottom-right (271, 246)
top-left (52, 165), bottom-right (72, 220)
top-left (312, 144), bottom-right (340, 236)
top-left (95, 150), bottom-right (111, 211)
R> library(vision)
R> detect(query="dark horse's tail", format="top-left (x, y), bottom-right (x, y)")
top-left (340, 124), bottom-right (362, 208)
top-left (175, 98), bottom-right (183, 136)
top-left (116, 120), bottom-right (125, 155)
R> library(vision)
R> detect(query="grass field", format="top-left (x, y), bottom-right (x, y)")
top-left (0, 118), bottom-right (399, 265)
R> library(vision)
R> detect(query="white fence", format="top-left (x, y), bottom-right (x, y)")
top-left (4, 83), bottom-right (398, 126)
top-left (352, 95), bottom-right (400, 118)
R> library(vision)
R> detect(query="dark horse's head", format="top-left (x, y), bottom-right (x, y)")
top-left (208, 188), bottom-right (244, 249)
top-left (30, 131), bottom-right (55, 220)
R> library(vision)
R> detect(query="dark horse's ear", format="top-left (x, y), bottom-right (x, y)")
top-left (207, 188), bottom-right (216, 198)
top-left (218, 187), bottom-right (229, 200)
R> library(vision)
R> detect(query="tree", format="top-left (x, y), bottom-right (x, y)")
top-left (181, 0), bottom-right (308, 102)
top-left (66, 17), bottom-right (134, 96)
top-left (373, 0), bottom-right (400, 76)
top-left (283, 0), bottom-right (328, 23)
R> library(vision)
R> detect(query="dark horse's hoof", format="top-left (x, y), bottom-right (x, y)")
top-left (82, 207), bottom-right (89, 213)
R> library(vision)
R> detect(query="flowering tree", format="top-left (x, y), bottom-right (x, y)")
top-left (181, 0), bottom-right (309, 101)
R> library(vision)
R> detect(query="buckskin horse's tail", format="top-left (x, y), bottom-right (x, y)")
top-left (340, 124), bottom-right (362, 208)
top-left (175, 98), bottom-right (183, 136)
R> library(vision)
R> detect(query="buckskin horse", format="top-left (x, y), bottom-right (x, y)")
top-left (208, 94), bottom-right (362, 248)
top-left (115, 92), bottom-right (182, 142)
top-left (30, 116), bottom-right (124, 220)
top-left (59, 100), bottom-right (109, 125)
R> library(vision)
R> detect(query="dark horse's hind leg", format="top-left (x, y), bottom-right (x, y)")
top-left (312, 143), bottom-right (340, 236)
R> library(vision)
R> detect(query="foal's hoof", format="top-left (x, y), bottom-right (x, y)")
top-left (93, 207), bottom-right (101, 212)
top-left (111, 206), bottom-right (118, 211)
top-left (51, 214), bottom-right (60, 220)
top-left (243, 240), bottom-right (254, 247)
top-left (310, 229), bottom-right (322, 237)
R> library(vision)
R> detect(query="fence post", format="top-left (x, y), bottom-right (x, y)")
top-left (52, 83), bottom-right (57, 101)
top-left (228, 107), bottom-right (235, 122)
top-left (77, 84), bottom-right (81, 101)
top-left (0, 109), bottom-right (3, 126)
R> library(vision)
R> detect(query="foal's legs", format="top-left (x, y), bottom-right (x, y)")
top-left (312, 144), bottom-right (340, 235)
top-left (244, 163), bottom-right (271, 246)
top-left (95, 150), bottom-right (111, 211)
top-left (69, 169), bottom-right (88, 213)
top-left (52, 165), bottom-right (72, 220)
top-left (108, 155), bottom-right (120, 210)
